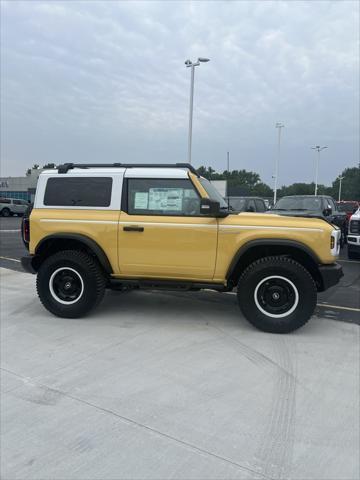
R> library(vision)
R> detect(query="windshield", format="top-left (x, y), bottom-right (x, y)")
top-left (337, 203), bottom-right (357, 213)
top-left (199, 178), bottom-right (228, 208)
top-left (274, 197), bottom-right (323, 211)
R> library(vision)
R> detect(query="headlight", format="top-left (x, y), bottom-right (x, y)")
top-left (330, 229), bottom-right (341, 256)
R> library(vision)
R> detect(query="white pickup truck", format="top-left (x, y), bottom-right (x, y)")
top-left (347, 208), bottom-right (360, 259)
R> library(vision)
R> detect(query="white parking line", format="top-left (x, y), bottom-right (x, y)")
top-left (316, 303), bottom-right (360, 313)
top-left (0, 229), bottom-right (21, 233)
top-left (0, 256), bottom-right (21, 263)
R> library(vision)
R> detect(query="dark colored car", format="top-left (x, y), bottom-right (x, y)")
top-left (227, 196), bottom-right (267, 213)
top-left (270, 195), bottom-right (347, 246)
top-left (336, 201), bottom-right (359, 221)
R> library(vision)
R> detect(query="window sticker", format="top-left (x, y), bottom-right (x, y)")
top-left (148, 188), bottom-right (183, 211)
top-left (134, 192), bottom-right (149, 209)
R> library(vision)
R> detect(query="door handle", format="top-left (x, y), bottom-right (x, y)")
top-left (123, 225), bottom-right (144, 232)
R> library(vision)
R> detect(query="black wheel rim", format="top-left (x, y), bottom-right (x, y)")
top-left (50, 268), bottom-right (84, 304)
top-left (255, 276), bottom-right (298, 318)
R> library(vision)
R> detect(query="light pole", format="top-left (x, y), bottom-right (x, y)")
top-left (338, 175), bottom-right (344, 202)
top-left (273, 122), bottom-right (284, 205)
top-left (185, 57), bottom-right (210, 164)
top-left (227, 151), bottom-right (230, 208)
top-left (311, 145), bottom-right (328, 196)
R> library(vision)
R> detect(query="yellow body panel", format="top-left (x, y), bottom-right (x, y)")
top-left (30, 173), bottom-right (337, 283)
top-left (117, 213), bottom-right (217, 280)
top-left (29, 209), bottom-right (120, 273)
top-left (215, 212), bottom-right (334, 281)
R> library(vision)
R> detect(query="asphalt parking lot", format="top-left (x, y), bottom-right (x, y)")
top-left (1, 216), bottom-right (359, 480)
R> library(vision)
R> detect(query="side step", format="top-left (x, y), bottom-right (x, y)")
top-left (109, 278), bottom-right (231, 292)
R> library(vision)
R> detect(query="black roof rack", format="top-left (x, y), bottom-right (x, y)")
top-left (56, 163), bottom-right (200, 176)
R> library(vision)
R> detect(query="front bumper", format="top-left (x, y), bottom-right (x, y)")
top-left (318, 263), bottom-right (343, 291)
top-left (21, 255), bottom-right (37, 274)
top-left (347, 235), bottom-right (360, 251)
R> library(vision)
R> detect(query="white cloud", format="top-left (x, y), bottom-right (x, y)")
top-left (0, 0), bottom-right (358, 185)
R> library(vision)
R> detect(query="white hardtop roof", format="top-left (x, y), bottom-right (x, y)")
top-left (40, 168), bottom-right (126, 176)
top-left (124, 168), bottom-right (188, 178)
top-left (40, 167), bottom-right (190, 178)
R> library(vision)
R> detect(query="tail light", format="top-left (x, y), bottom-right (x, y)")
top-left (22, 218), bottom-right (30, 245)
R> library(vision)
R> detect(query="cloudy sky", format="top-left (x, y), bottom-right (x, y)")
top-left (1, 0), bottom-right (359, 187)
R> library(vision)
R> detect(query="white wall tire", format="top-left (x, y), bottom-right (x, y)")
top-left (253, 275), bottom-right (299, 319)
top-left (237, 256), bottom-right (317, 333)
top-left (36, 250), bottom-right (106, 318)
top-left (49, 267), bottom-right (84, 305)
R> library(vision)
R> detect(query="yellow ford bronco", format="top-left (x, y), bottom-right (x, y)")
top-left (21, 163), bottom-right (343, 333)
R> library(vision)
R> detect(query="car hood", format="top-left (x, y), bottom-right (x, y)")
top-left (225, 211), bottom-right (334, 230)
top-left (269, 209), bottom-right (322, 217)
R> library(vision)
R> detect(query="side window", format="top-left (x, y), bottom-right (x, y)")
top-left (255, 199), bottom-right (266, 212)
top-left (247, 199), bottom-right (256, 212)
top-left (127, 178), bottom-right (200, 216)
top-left (13, 200), bottom-right (22, 205)
top-left (44, 177), bottom-right (113, 207)
top-left (328, 198), bottom-right (336, 211)
top-left (0, 198), bottom-right (11, 204)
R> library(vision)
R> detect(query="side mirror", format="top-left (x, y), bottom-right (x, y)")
top-left (200, 198), bottom-right (226, 217)
top-left (323, 207), bottom-right (332, 216)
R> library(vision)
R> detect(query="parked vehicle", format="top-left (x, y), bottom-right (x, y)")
top-left (336, 201), bottom-right (359, 221)
top-left (271, 195), bottom-right (347, 246)
top-left (227, 196), bottom-right (267, 213)
top-left (0, 197), bottom-right (29, 217)
top-left (347, 208), bottom-right (360, 259)
top-left (21, 163), bottom-right (343, 333)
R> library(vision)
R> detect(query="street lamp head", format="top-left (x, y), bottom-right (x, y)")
top-left (198, 57), bottom-right (210, 62)
top-left (275, 122), bottom-right (284, 128)
top-left (184, 59), bottom-right (192, 66)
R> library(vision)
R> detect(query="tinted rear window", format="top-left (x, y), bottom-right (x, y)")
top-left (44, 177), bottom-right (113, 207)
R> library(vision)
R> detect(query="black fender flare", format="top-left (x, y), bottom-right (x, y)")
top-left (226, 238), bottom-right (321, 281)
top-left (35, 233), bottom-right (113, 274)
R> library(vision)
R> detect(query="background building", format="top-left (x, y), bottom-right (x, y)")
top-left (0, 168), bottom-right (42, 201)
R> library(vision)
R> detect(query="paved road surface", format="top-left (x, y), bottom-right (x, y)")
top-left (1, 267), bottom-right (359, 480)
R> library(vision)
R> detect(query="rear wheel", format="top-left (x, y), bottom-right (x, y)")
top-left (36, 250), bottom-right (106, 318)
top-left (237, 256), bottom-right (317, 333)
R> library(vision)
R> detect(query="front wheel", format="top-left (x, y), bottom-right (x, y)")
top-left (237, 256), bottom-right (317, 333)
top-left (36, 250), bottom-right (106, 318)
top-left (1, 208), bottom-right (10, 217)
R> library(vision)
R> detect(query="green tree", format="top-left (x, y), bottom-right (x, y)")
top-left (277, 183), bottom-right (332, 198)
top-left (331, 167), bottom-right (360, 201)
top-left (197, 165), bottom-right (271, 196)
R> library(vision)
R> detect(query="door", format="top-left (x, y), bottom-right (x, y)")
top-left (118, 177), bottom-right (218, 280)
top-left (12, 199), bottom-right (23, 214)
top-left (13, 199), bottom-right (28, 214)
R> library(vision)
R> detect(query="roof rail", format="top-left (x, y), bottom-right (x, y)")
top-left (56, 163), bottom-right (200, 176)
